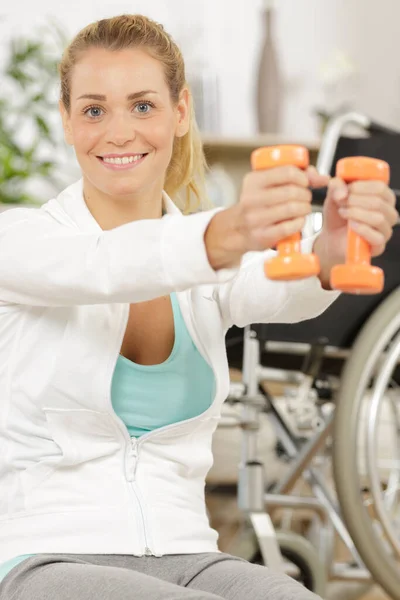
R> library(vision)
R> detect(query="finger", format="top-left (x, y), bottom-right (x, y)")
top-left (348, 181), bottom-right (396, 206)
top-left (252, 217), bottom-right (306, 251)
top-left (327, 177), bottom-right (349, 205)
top-left (241, 185), bottom-right (312, 209)
top-left (347, 220), bottom-right (388, 248)
top-left (339, 206), bottom-right (393, 241)
top-left (347, 194), bottom-right (399, 227)
top-left (370, 243), bottom-right (386, 258)
top-left (306, 165), bottom-right (330, 189)
top-left (242, 200), bottom-right (312, 230)
top-left (243, 165), bottom-right (309, 192)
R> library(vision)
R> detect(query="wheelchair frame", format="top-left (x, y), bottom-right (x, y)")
top-left (221, 110), bottom-right (400, 597)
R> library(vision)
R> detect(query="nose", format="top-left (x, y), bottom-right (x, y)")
top-left (106, 112), bottom-right (136, 147)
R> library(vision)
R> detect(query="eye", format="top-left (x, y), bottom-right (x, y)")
top-left (134, 101), bottom-right (154, 114)
top-left (83, 105), bottom-right (104, 118)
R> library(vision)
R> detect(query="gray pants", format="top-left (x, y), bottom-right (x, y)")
top-left (0, 552), bottom-right (322, 600)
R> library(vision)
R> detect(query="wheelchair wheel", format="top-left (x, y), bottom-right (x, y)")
top-left (251, 531), bottom-right (327, 597)
top-left (333, 286), bottom-right (400, 600)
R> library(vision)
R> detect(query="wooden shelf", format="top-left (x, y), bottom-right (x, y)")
top-left (201, 135), bottom-right (320, 196)
top-left (202, 135), bottom-right (320, 155)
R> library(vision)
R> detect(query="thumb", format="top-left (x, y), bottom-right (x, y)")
top-left (327, 177), bottom-right (348, 206)
top-left (306, 165), bottom-right (330, 189)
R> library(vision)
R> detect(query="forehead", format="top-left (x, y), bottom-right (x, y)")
top-left (70, 47), bottom-right (167, 98)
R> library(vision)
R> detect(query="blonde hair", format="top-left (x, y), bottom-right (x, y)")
top-left (58, 14), bottom-right (209, 212)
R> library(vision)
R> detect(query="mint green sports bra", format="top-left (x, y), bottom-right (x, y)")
top-left (111, 292), bottom-right (215, 437)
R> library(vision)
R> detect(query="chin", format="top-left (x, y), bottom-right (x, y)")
top-left (106, 180), bottom-right (145, 198)
top-left (84, 169), bottom-right (142, 196)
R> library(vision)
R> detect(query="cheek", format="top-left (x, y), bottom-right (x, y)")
top-left (71, 122), bottom-right (101, 153)
top-left (149, 121), bottom-right (176, 155)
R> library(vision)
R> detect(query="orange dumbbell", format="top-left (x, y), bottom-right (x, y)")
top-left (251, 145), bottom-right (320, 280)
top-left (330, 157), bottom-right (390, 294)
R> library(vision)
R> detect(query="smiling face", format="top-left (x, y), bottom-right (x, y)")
top-left (60, 46), bottom-right (189, 204)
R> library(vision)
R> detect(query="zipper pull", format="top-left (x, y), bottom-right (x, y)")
top-left (130, 438), bottom-right (138, 458)
top-left (128, 437), bottom-right (139, 480)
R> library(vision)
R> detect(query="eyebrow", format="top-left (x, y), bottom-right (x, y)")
top-left (76, 90), bottom-right (158, 101)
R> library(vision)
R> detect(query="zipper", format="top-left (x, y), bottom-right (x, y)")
top-left (106, 307), bottom-right (156, 556)
top-left (131, 483), bottom-right (159, 557)
top-left (125, 437), bottom-right (161, 557)
top-left (129, 440), bottom-right (154, 556)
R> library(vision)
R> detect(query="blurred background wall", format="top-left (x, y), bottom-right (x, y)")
top-left (1, 0), bottom-right (399, 140)
top-left (0, 0), bottom-right (399, 203)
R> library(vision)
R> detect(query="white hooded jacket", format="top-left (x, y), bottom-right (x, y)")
top-left (0, 180), bottom-right (339, 562)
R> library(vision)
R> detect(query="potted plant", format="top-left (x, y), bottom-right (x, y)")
top-left (0, 23), bottom-right (68, 207)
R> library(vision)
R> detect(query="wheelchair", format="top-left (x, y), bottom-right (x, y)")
top-left (212, 111), bottom-right (400, 599)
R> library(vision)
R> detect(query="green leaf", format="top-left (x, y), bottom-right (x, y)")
top-left (1, 21), bottom-right (64, 202)
top-left (34, 115), bottom-right (53, 142)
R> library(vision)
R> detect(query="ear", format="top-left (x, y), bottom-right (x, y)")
top-left (59, 100), bottom-right (74, 146)
top-left (175, 87), bottom-right (190, 138)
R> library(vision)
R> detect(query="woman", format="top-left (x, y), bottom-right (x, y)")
top-left (0, 14), bottom-right (397, 600)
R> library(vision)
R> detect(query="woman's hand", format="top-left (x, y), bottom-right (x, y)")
top-left (314, 175), bottom-right (399, 286)
top-left (205, 165), bottom-right (315, 270)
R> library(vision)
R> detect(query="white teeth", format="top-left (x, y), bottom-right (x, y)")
top-left (103, 154), bottom-right (144, 165)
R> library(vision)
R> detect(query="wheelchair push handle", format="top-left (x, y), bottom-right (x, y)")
top-left (330, 156), bottom-right (390, 294)
top-left (250, 145), bottom-right (320, 280)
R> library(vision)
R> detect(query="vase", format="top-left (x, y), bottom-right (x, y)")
top-left (256, 0), bottom-right (283, 134)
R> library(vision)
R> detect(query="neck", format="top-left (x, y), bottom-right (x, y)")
top-left (82, 177), bottom-right (165, 230)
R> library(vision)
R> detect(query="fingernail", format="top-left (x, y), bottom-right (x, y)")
top-left (349, 220), bottom-right (359, 231)
top-left (333, 187), bottom-right (347, 202)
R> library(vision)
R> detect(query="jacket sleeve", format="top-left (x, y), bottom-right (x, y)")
top-left (216, 235), bottom-right (341, 330)
top-left (0, 207), bottom-right (238, 307)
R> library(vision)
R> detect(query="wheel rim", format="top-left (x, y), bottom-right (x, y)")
top-left (333, 287), bottom-right (400, 600)
top-left (366, 332), bottom-right (400, 557)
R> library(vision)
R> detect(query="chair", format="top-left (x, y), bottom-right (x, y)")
top-left (220, 111), bottom-right (400, 599)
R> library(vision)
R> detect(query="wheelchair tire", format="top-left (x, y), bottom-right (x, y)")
top-left (332, 286), bottom-right (400, 600)
top-left (251, 530), bottom-right (327, 597)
